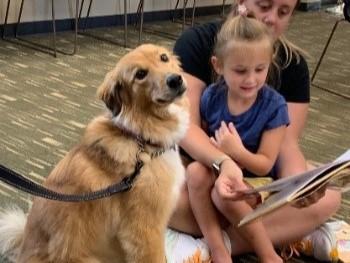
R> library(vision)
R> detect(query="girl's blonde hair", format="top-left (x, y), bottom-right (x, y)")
top-left (227, 1), bottom-right (308, 68)
top-left (213, 16), bottom-right (277, 83)
top-left (214, 15), bottom-right (274, 61)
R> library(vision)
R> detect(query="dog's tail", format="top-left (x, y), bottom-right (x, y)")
top-left (0, 207), bottom-right (27, 262)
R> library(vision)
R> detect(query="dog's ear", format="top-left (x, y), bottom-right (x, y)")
top-left (97, 71), bottom-right (123, 116)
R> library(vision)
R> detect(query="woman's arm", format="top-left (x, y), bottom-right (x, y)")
top-left (180, 73), bottom-right (233, 166)
top-left (277, 102), bottom-right (309, 178)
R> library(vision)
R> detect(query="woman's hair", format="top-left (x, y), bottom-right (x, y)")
top-left (227, 0), bottom-right (308, 68)
top-left (214, 15), bottom-right (275, 68)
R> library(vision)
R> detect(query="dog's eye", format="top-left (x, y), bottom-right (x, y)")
top-left (160, 54), bottom-right (169, 62)
top-left (135, 69), bottom-right (148, 80)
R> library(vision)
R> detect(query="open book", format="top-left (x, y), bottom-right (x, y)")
top-left (238, 149), bottom-right (350, 227)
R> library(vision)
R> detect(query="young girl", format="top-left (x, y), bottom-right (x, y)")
top-left (169, 0), bottom-right (341, 261)
top-left (186, 15), bottom-right (289, 263)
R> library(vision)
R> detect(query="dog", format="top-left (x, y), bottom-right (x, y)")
top-left (0, 44), bottom-right (189, 263)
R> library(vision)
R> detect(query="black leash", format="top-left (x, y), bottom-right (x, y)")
top-left (0, 160), bottom-right (143, 202)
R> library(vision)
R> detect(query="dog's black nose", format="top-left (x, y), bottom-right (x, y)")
top-left (166, 74), bottom-right (183, 90)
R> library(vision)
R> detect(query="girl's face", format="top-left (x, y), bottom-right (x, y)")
top-left (212, 40), bottom-right (271, 102)
top-left (241, 0), bottom-right (298, 38)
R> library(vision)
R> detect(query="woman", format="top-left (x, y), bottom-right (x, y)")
top-left (168, 0), bottom-right (342, 261)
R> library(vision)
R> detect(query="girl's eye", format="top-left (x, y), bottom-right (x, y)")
top-left (278, 8), bottom-right (290, 17)
top-left (260, 5), bottom-right (270, 10)
top-left (135, 69), bottom-right (148, 80)
top-left (234, 69), bottom-right (246, 74)
top-left (258, 2), bottom-right (271, 11)
top-left (256, 67), bottom-right (266, 72)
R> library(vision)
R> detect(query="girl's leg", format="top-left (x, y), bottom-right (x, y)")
top-left (211, 188), bottom-right (283, 263)
top-left (187, 162), bottom-right (232, 263)
top-left (226, 189), bottom-right (341, 255)
top-left (168, 183), bottom-right (341, 257)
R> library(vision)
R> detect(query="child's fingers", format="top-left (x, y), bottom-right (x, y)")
top-left (210, 137), bottom-right (218, 146)
top-left (215, 129), bottom-right (220, 140)
top-left (228, 122), bottom-right (238, 134)
top-left (220, 121), bottom-right (229, 133)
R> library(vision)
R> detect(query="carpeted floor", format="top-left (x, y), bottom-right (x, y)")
top-left (0, 7), bottom-right (349, 263)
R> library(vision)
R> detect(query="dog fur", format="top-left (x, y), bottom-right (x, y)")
top-left (0, 44), bottom-right (189, 263)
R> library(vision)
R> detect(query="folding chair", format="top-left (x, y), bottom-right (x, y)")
top-left (1, 0), bottom-right (79, 57)
top-left (77, 0), bottom-right (139, 47)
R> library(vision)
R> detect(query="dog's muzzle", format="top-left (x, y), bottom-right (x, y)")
top-left (166, 74), bottom-right (186, 96)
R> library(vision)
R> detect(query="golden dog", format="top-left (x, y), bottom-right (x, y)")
top-left (0, 44), bottom-right (189, 263)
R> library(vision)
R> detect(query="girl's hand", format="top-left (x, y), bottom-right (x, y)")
top-left (212, 122), bottom-right (244, 159)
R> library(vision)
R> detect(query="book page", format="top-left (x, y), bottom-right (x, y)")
top-left (238, 151), bottom-right (350, 227)
top-left (293, 161), bottom-right (350, 201)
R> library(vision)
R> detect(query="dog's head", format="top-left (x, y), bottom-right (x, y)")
top-left (97, 44), bottom-right (189, 147)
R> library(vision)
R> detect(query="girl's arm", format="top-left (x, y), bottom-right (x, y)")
top-left (213, 122), bottom-right (286, 176)
top-left (236, 126), bottom-right (287, 176)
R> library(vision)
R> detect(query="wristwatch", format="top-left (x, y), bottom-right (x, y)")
top-left (212, 155), bottom-right (231, 176)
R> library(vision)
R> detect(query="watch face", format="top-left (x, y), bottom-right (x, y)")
top-left (212, 162), bottom-right (220, 176)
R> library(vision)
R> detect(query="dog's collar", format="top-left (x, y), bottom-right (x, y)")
top-left (117, 125), bottom-right (174, 153)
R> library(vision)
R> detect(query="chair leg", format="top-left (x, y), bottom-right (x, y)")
top-left (222, 0), bottom-right (226, 17)
top-left (73, 0), bottom-right (79, 54)
top-left (124, 0), bottom-right (127, 47)
top-left (172, 0), bottom-right (180, 22)
top-left (15, 0), bottom-right (25, 37)
top-left (51, 0), bottom-right (57, 57)
top-left (311, 19), bottom-right (344, 82)
top-left (78, 0), bottom-right (86, 30)
top-left (138, 0), bottom-right (144, 44)
top-left (311, 18), bottom-right (350, 100)
top-left (182, 0), bottom-right (188, 31)
top-left (2, 0), bottom-right (11, 39)
top-left (191, 0), bottom-right (196, 27)
top-left (5, 0), bottom-right (77, 57)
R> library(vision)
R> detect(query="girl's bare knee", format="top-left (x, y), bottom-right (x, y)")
top-left (186, 162), bottom-right (213, 190)
top-left (310, 189), bottom-right (342, 225)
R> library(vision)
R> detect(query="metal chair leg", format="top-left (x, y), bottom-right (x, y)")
top-left (172, 0), bottom-right (180, 22)
top-left (15, 0), bottom-right (25, 37)
top-left (182, 0), bottom-right (188, 31)
top-left (124, 0), bottom-right (128, 47)
top-left (52, 0), bottom-right (58, 57)
top-left (311, 18), bottom-right (345, 82)
top-left (222, 0), bottom-right (226, 17)
top-left (73, 0), bottom-right (78, 54)
top-left (85, 0), bottom-right (93, 31)
top-left (311, 18), bottom-right (350, 100)
top-left (138, 0), bottom-right (144, 44)
top-left (12, 0), bottom-right (78, 57)
top-left (2, 0), bottom-right (11, 39)
top-left (78, 0), bottom-right (129, 48)
top-left (191, 0), bottom-right (196, 27)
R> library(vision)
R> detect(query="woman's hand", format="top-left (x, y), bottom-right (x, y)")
top-left (214, 158), bottom-right (247, 200)
top-left (211, 122), bottom-right (244, 159)
top-left (292, 185), bottom-right (327, 208)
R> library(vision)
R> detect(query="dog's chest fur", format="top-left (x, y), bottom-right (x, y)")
top-left (133, 148), bottom-right (185, 213)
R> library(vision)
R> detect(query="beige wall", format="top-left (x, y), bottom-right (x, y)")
top-left (1, 0), bottom-right (229, 24)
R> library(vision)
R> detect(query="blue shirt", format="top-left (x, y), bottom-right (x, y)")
top-left (200, 82), bottom-right (290, 158)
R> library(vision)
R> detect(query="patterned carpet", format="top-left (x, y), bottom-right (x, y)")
top-left (0, 8), bottom-right (349, 263)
